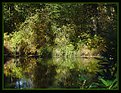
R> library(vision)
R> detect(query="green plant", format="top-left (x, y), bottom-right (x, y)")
top-left (98, 77), bottom-right (118, 89)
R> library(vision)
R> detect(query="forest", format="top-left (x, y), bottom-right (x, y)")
top-left (3, 3), bottom-right (118, 89)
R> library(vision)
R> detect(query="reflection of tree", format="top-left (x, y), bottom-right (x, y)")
top-left (52, 57), bottom-right (100, 88)
top-left (32, 59), bottom-right (57, 88)
top-left (4, 57), bottom-right (37, 88)
top-left (4, 57), bottom-right (109, 88)
top-left (19, 57), bottom-right (37, 78)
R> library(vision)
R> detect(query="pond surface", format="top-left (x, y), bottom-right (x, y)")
top-left (4, 57), bottom-right (104, 89)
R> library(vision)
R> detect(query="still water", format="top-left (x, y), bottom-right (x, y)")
top-left (4, 57), bottom-right (103, 89)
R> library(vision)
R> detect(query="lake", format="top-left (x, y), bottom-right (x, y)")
top-left (4, 57), bottom-right (105, 89)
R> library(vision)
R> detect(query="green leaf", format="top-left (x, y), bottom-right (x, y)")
top-left (99, 78), bottom-right (113, 87)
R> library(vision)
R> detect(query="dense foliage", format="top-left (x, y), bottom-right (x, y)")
top-left (3, 3), bottom-right (118, 89)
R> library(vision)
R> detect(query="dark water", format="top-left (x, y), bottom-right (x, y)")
top-left (4, 57), bottom-right (103, 89)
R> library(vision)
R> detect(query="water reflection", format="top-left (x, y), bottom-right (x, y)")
top-left (4, 57), bottom-right (102, 89)
top-left (15, 78), bottom-right (32, 89)
top-left (32, 59), bottom-right (57, 88)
